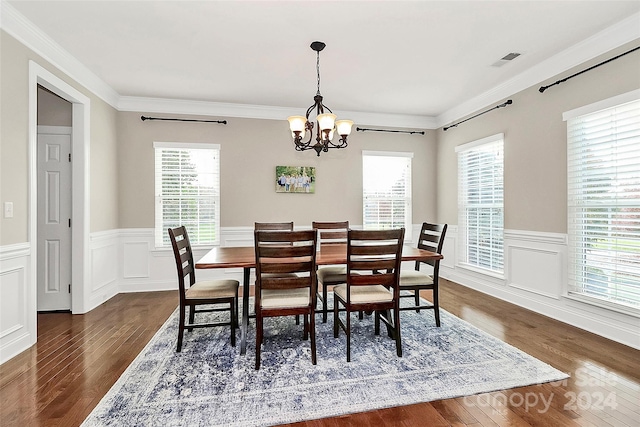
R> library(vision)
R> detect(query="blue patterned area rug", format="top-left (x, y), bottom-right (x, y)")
top-left (82, 297), bottom-right (567, 426)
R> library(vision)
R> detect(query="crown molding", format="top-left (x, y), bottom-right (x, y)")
top-left (118, 96), bottom-right (438, 129)
top-left (436, 12), bottom-right (640, 129)
top-left (1, 1), bottom-right (120, 107)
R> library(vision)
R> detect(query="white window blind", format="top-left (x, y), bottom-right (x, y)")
top-left (456, 134), bottom-right (504, 274)
top-left (566, 98), bottom-right (640, 313)
top-left (362, 151), bottom-right (412, 240)
top-left (154, 142), bottom-right (220, 248)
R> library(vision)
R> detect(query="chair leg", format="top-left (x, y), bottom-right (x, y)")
top-left (296, 314), bottom-right (300, 325)
top-left (433, 286), bottom-right (441, 327)
top-left (235, 295), bottom-right (239, 329)
top-left (230, 300), bottom-right (236, 347)
top-left (374, 310), bottom-right (380, 335)
top-left (414, 290), bottom-right (421, 313)
top-left (333, 297), bottom-right (339, 338)
top-left (255, 314), bottom-right (263, 370)
top-left (188, 304), bottom-right (195, 332)
top-left (322, 282), bottom-right (328, 323)
top-left (177, 304), bottom-right (186, 352)
top-left (303, 313), bottom-right (309, 340)
top-left (310, 310), bottom-right (317, 365)
top-left (359, 311), bottom-right (364, 320)
top-left (394, 307), bottom-right (402, 357)
top-left (346, 309), bottom-right (351, 362)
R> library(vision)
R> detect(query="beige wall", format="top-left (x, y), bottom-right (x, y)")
top-left (37, 86), bottom-right (72, 126)
top-left (0, 30), bottom-right (119, 245)
top-left (117, 112), bottom-right (437, 228)
top-left (436, 41), bottom-right (640, 233)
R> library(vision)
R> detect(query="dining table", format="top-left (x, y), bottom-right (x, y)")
top-left (195, 243), bottom-right (443, 355)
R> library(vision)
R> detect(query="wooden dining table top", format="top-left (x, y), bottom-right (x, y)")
top-left (195, 243), bottom-right (442, 269)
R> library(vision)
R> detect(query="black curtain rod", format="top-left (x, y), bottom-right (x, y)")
top-left (443, 100), bottom-right (512, 131)
top-left (539, 45), bottom-right (640, 93)
top-left (356, 127), bottom-right (425, 135)
top-left (140, 115), bottom-right (227, 124)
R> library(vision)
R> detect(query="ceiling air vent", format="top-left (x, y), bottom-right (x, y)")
top-left (491, 52), bottom-right (521, 67)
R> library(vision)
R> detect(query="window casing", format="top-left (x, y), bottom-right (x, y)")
top-left (565, 94), bottom-right (640, 314)
top-left (154, 142), bottom-right (220, 248)
top-left (456, 134), bottom-right (504, 275)
top-left (362, 151), bottom-right (413, 240)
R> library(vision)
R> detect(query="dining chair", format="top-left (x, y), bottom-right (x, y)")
top-left (398, 223), bottom-right (447, 326)
top-left (254, 221), bottom-right (300, 325)
top-left (333, 228), bottom-right (405, 362)
top-left (168, 226), bottom-right (239, 352)
top-left (254, 229), bottom-right (318, 369)
top-left (312, 221), bottom-right (349, 323)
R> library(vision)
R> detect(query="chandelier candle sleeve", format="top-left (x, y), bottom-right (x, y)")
top-left (287, 41), bottom-right (353, 156)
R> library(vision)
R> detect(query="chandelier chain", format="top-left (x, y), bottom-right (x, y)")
top-left (316, 51), bottom-right (321, 96)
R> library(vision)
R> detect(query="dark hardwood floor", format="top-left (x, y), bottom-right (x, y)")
top-left (1, 280), bottom-right (638, 426)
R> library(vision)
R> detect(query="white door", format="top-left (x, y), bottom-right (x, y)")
top-left (37, 127), bottom-right (72, 311)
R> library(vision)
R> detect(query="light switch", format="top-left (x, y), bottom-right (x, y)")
top-left (4, 202), bottom-right (13, 218)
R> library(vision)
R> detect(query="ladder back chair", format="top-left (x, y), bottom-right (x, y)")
top-left (254, 229), bottom-right (318, 369)
top-left (168, 226), bottom-right (239, 352)
top-left (333, 228), bottom-right (405, 362)
top-left (254, 221), bottom-right (300, 324)
top-left (399, 223), bottom-right (447, 326)
top-left (312, 221), bottom-right (349, 323)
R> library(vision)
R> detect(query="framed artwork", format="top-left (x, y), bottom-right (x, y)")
top-left (276, 166), bottom-right (315, 193)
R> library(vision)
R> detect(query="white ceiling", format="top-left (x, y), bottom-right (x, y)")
top-left (5, 1), bottom-right (640, 126)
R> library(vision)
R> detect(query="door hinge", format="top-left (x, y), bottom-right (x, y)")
top-left (68, 153), bottom-right (71, 162)
top-left (68, 284), bottom-right (71, 293)
top-left (69, 218), bottom-right (71, 227)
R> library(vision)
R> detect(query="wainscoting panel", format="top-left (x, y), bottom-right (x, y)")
top-left (0, 243), bottom-right (34, 364)
top-left (507, 245), bottom-right (562, 299)
top-left (123, 242), bottom-right (150, 278)
top-left (89, 231), bottom-right (119, 311)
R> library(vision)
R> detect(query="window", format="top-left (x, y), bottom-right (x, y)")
top-left (456, 134), bottom-right (504, 275)
top-left (362, 151), bottom-right (412, 239)
top-left (154, 142), bottom-right (220, 248)
top-left (565, 93), bottom-right (640, 313)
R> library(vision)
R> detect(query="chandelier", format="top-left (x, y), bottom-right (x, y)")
top-left (288, 41), bottom-right (353, 156)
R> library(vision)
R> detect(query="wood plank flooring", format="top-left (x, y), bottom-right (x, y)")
top-left (1, 280), bottom-right (638, 426)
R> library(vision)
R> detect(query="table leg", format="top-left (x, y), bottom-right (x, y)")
top-left (240, 267), bottom-right (251, 355)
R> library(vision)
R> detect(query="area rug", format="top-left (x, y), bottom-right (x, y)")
top-left (82, 296), bottom-right (568, 426)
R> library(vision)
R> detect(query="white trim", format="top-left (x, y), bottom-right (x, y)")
top-left (29, 61), bottom-right (92, 316)
top-left (455, 133), bottom-right (504, 153)
top-left (562, 88), bottom-right (640, 121)
top-left (361, 150), bottom-right (414, 158)
top-left (565, 293), bottom-right (639, 319)
top-left (152, 141), bottom-right (221, 150)
top-left (456, 263), bottom-right (505, 281)
top-left (0, 243), bottom-right (31, 260)
top-left (503, 229), bottom-right (567, 245)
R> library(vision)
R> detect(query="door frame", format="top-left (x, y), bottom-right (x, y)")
top-left (29, 61), bottom-right (91, 315)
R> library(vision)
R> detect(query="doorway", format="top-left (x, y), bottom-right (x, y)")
top-left (29, 61), bottom-right (90, 318)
